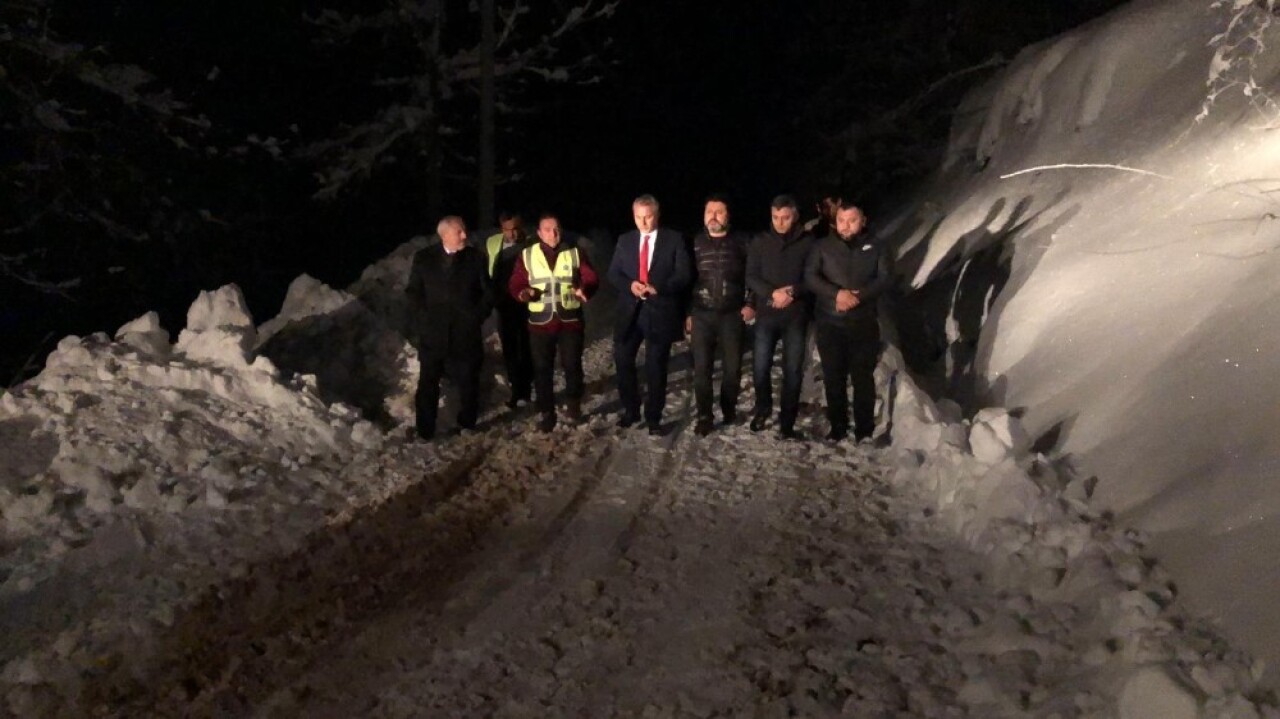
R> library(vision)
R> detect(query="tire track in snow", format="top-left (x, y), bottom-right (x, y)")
top-left (91, 416), bottom-right (622, 717)
top-left (254, 372), bottom-right (699, 716)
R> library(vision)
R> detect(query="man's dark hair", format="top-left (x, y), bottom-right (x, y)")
top-left (498, 210), bottom-right (521, 224)
top-left (538, 211), bottom-right (560, 224)
top-left (704, 192), bottom-right (732, 209)
top-left (818, 187), bottom-right (844, 204)
top-left (770, 194), bottom-right (798, 211)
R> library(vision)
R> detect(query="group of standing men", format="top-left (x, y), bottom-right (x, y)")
top-left (404, 192), bottom-right (889, 444)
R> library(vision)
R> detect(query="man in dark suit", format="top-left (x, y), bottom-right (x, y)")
top-left (608, 194), bottom-right (692, 435)
top-left (405, 215), bottom-right (493, 440)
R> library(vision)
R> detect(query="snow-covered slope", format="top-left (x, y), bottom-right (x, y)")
top-left (884, 0), bottom-right (1280, 678)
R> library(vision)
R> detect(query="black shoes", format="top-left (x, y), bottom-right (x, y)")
top-left (778, 426), bottom-right (801, 441)
top-left (826, 426), bottom-right (848, 442)
top-left (537, 413), bottom-right (557, 432)
top-left (694, 418), bottom-right (714, 437)
top-left (749, 415), bottom-right (768, 432)
top-left (722, 409), bottom-right (738, 426)
top-left (617, 413), bottom-right (640, 429)
top-left (647, 423), bottom-right (664, 437)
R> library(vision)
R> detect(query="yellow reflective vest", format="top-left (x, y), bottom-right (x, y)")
top-left (524, 244), bottom-right (582, 324)
top-left (485, 233), bottom-right (506, 277)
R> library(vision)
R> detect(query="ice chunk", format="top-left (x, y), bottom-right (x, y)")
top-left (175, 285), bottom-right (257, 366)
top-left (1118, 666), bottom-right (1199, 719)
top-left (115, 311), bottom-right (171, 357)
top-left (969, 409), bottom-right (1030, 465)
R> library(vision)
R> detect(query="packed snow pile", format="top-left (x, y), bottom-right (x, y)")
top-left (255, 236), bottom-right (502, 429)
top-left (345, 234), bottom-right (430, 334)
top-left (255, 273), bottom-right (420, 426)
top-left (883, 0), bottom-right (1280, 677)
top-left (174, 285), bottom-right (258, 366)
top-left (883, 349), bottom-right (1272, 717)
top-left (0, 284), bottom-right (458, 716)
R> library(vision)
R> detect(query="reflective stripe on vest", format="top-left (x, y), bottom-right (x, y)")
top-left (524, 245), bottom-right (582, 325)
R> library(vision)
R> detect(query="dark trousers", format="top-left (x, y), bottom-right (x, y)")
top-left (752, 316), bottom-right (809, 430)
top-left (690, 309), bottom-right (744, 421)
top-left (414, 331), bottom-right (483, 436)
top-left (497, 304), bottom-right (533, 401)
top-left (614, 320), bottom-right (674, 426)
top-left (529, 328), bottom-right (584, 415)
top-left (815, 320), bottom-right (881, 437)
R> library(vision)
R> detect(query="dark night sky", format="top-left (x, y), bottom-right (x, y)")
top-left (515, 1), bottom-right (818, 235)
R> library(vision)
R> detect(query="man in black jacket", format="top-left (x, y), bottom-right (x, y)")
top-left (687, 194), bottom-right (755, 436)
top-left (746, 194), bottom-right (816, 439)
top-left (804, 204), bottom-right (891, 441)
top-left (405, 215), bottom-right (493, 440)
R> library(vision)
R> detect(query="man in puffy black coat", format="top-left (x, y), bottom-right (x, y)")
top-left (686, 194), bottom-right (755, 436)
top-left (746, 194), bottom-right (816, 439)
top-left (804, 204), bottom-right (891, 441)
top-left (405, 215), bottom-right (493, 440)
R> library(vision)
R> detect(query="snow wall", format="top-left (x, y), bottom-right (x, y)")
top-left (883, 0), bottom-right (1280, 678)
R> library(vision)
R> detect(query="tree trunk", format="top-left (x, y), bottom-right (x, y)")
top-left (424, 0), bottom-right (446, 224)
top-left (478, 0), bottom-right (496, 231)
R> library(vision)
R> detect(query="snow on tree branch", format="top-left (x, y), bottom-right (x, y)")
top-left (1200, 0), bottom-right (1280, 124)
top-left (302, 104), bottom-right (433, 200)
top-left (300, 0), bottom-right (619, 199)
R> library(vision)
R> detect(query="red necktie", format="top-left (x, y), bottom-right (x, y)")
top-left (638, 233), bottom-right (650, 284)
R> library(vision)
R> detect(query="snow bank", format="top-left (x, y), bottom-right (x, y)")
top-left (255, 274), bottom-right (419, 426)
top-left (0, 286), bottom-right (451, 716)
top-left (0, 230), bottom-right (511, 714)
top-left (883, 349), bottom-right (1270, 716)
top-left (254, 237), bottom-right (503, 429)
top-left (883, 0), bottom-right (1280, 679)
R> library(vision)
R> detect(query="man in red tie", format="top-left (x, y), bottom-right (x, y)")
top-left (607, 195), bottom-right (692, 435)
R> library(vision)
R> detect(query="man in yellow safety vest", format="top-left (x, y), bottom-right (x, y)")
top-left (484, 212), bottom-right (535, 408)
top-left (508, 213), bottom-right (600, 432)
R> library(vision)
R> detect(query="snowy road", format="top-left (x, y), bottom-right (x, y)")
top-left (252, 412), bottom-right (993, 718)
top-left (111, 337), bottom-right (1265, 718)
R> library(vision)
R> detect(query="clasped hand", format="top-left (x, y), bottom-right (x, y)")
top-left (770, 287), bottom-right (794, 309)
top-left (835, 289), bottom-right (861, 312)
top-left (630, 281), bottom-right (656, 299)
